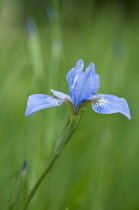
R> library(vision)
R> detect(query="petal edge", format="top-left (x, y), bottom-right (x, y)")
top-left (91, 94), bottom-right (131, 120)
top-left (25, 94), bottom-right (63, 117)
top-left (50, 89), bottom-right (73, 103)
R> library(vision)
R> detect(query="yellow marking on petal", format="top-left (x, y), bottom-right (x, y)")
top-left (91, 97), bottom-right (101, 105)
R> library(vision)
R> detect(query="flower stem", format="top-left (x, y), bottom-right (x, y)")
top-left (23, 154), bottom-right (58, 209)
top-left (23, 110), bottom-right (84, 209)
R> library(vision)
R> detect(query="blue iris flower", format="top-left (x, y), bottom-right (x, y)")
top-left (25, 60), bottom-right (131, 120)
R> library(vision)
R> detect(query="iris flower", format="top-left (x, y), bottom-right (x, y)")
top-left (25, 60), bottom-right (131, 120)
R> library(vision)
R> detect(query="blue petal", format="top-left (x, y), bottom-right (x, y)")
top-left (50, 89), bottom-right (73, 103)
top-left (91, 94), bottom-right (131, 120)
top-left (25, 94), bottom-right (63, 117)
top-left (86, 63), bottom-right (100, 94)
top-left (66, 60), bottom-right (84, 95)
top-left (72, 63), bottom-right (100, 108)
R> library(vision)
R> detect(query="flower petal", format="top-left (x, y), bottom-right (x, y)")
top-left (66, 60), bottom-right (84, 95)
top-left (72, 63), bottom-right (100, 108)
top-left (25, 94), bottom-right (63, 117)
top-left (86, 63), bottom-right (100, 95)
top-left (91, 94), bottom-right (131, 120)
top-left (50, 89), bottom-right (73, 103)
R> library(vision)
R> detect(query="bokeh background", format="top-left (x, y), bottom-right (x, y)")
top-left (0, 0), bottom-right (139, 209)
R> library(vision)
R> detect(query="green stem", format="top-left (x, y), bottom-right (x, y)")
top-left (23, 154), bottom-right (58, 210)
top-left (55, 111), bottom-right (84, 155)
top-left (23, 110), bottom-right (84, 209)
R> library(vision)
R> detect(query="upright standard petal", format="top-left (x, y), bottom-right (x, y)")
top-left (71, 63), bottom-right (100, 109)
top-left (50, 89), bottom-right (73, 103)
top-left (66, 60), bottom-right (84, 95)
top-left (91, 94), bottom-right (131, 120)
top-left (25, 94), bottom-right (63, 117)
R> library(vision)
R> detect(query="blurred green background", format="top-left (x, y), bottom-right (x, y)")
top-left (0, 0), bottom-right (139, 209)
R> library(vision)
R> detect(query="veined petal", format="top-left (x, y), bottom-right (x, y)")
top-left (51, 89), bottom-right (73, 103)
top-left (86, 63), bottom-right (100, 95)
top-left (25, 94), bottom-right (63, 117)
top-left (91, 94), bottom-right (131, 120)
top-left (72, 63), bottom-right (100, 108)
top-left (66, 60), bottom-right (84, 95)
